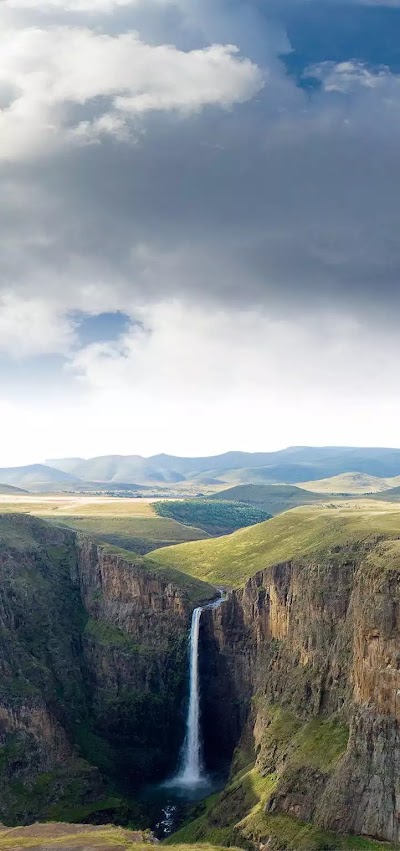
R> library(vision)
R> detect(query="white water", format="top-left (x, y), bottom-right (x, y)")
top-left (177, 606), bottom-right (204, 786)
top-left (174, 593), bottom-right (226, 789)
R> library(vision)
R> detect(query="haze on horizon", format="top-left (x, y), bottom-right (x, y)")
top-left (1, 0), bottom-right (400, 468)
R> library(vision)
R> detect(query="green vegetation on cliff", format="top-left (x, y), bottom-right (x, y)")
top-left (153, 499), bottom-right (271, 535)
top-left (149, 501), bottom-right (400, 586)
top-left (167, 705), bottom-right (390, 851)
top-left (0, 514), bottom-right (216, 827)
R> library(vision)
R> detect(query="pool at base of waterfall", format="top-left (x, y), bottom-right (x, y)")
top-left (139, 594), bottom-right (229, 839)
top-left (138, 768), bottom-right (228, 838)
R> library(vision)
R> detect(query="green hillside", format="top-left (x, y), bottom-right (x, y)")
top-left (0, 483), bottom-right (28, 495)
top-left (211, 484), bottom-right (329, 515)
top-left (0, 497), bottom-right (210, 554)
top-left (148, 501), bottom-right (400, 587)
top-left (53, 515), bottom-right (210, 554)
top-left (153, 499), bottom-right (271, 534)
top-left (298, 472), bottom-right (392, 494)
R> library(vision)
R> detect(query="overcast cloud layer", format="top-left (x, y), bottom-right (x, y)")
top-left (1, 0), bottom-right (400, 464)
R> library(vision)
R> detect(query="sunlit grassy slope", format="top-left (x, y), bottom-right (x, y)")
top-left (298, 472), bottom-right (396, 494)
top-left (0, 822), bottom-right (237, 851)
top-left (211, 484), bottom-right (330, 514)
top-left (148, 501), bottom-right (400, 587)
top-left (0, 496), bottom-right (209, 553)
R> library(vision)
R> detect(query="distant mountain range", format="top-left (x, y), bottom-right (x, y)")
top-left (0, 483), bottom-right (29, 495)
top-left (2, 447), bottom-right (400, 491)
top-left (44, 447), bottom-right (400, 485)
top-left (0, 464), bottom-right (78, 490)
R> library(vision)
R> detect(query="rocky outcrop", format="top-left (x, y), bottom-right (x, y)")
top-left (0, 515), bottom-right (213, 825)
top-left (202, 542), bottom-right (400, 843)
top-left (75, 538), bottom-right (195, 784)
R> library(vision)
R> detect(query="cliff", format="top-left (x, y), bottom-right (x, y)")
top-left (3, 510), bottom-right (400, 849)
top-left (197, 540), bottom-right (400, 847)
top-left (0, 514), bottom-right (215, 826)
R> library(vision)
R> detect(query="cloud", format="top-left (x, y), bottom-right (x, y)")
top-left (2, 300), bottom-right (400, 465)
top-left (6, 0), bottom-right (139, 11)
top-left (307, 59), bottom-right (398, 91)
top-left (0, 0), bottom-right (400, 461)
top-left (0, 13), bottom-right (263, 160)
top-left (0, 293), bottom-right (75, 357)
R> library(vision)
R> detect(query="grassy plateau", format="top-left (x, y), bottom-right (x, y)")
top-left (0, 496), bottom-right (209, 554)
top-left (148, 500), bottom-right (400, 587)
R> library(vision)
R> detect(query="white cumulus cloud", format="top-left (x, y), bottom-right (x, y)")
top-left (0, 14), bottom-right (263, 160)
top-left (6, 0), bottom-right (140, 11)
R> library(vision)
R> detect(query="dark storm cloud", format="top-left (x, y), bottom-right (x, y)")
top-left (1, 0), bottom-right (400, 330)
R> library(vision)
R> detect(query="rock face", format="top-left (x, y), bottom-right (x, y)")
top-left (201, 542), bottom-right (400, 843)
top-left (3, 512), bottom-right (400, 845)
top-left (0, 514), bottom-right (212, 825)
top-left (76, 537), bottom-right (193, 785)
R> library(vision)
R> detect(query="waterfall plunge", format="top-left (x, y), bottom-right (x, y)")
top-left (177, 606), bottom-right (203, 786)
top-left (175, 594), bottom-right (225, 789)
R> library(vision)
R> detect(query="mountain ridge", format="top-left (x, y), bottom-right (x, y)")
top-left (0, 446), bottom-right (398, 490)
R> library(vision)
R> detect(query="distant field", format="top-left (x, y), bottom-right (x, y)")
top-left (211, 484), bottom-right (330, 515)
top-left (298, 472), bottom-right (397, 494)
top-left (148, 500), bottom-right (400, 587)
top-left (0, 495), bottom-right (209, 553)
top-left (0, 494), bottom-right (157, 516)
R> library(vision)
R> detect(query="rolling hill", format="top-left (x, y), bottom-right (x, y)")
top-left (0, 496), bottom-right (210, 554)
top-left (148, 500), bottom-right (400, 587)
top-left (0, 483), bottom-right (28, 494)
top-left (298, 472), bottom-right (395, 494)
top-left (211, 484), bottom-right (330, 514)
top-left (46, 447), bottom-right (400, 486)
top-left (0, 446), bottom-right (399, 490)
top-left (0, 464), bottom-right (78, 489)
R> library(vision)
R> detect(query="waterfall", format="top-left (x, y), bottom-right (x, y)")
top-left (175, 593), bottom-right (226, 788)
top-left (177, 606), bottom-right (203, 786)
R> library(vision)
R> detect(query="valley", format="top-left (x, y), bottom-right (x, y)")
top-left (1, 491), bottom-right (400, 849)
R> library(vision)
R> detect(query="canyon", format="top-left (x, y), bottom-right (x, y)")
top-left (1, 512), bottom-right (400, 849)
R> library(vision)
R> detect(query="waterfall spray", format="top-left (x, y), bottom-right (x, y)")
top-left (178, 606), bottom-right (203, 785)
top-left (174, 593), bottom-right (226, 789)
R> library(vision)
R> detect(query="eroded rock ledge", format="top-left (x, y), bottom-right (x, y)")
top-left (201, 541), bottom-right (400, 843)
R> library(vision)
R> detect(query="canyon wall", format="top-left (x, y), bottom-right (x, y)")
top-left (202, 541), bottom-right (400, 843)
top-left (2, 513), bottom-right (400, 844)
top-left (0, 515), bottom-right (211, 825)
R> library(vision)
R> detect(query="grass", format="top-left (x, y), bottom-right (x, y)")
top-left (148, 500), bottom-right (400, 587)
top-left (0, 497), bottom-right (210, 554)
top-left (254, 705), bottom-right (349, 775)
top-left (298, 473), bottom-right (393, 494)
top-left (0, 825), bottom-right (240, 851)
top-left (167, 708), bottom-right (389, 851)
top-left (236, 810), bottom-right (393, 851)
top-left (99, 544), bottom-right (217, 605)
top-left (0, 497), bottom-right (158, 517)
top-left (84, 618), bottom-right (139, 650)
top-left (211, 484), bottom-right (329, 515)
top-left (53, 516), bottom-right (209, 553)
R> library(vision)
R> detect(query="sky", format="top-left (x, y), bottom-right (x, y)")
top-left (1, 0), bottom-right (400, 465)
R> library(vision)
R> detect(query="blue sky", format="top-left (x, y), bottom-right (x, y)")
top-left (1, 0), bottom-right (400, 464)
